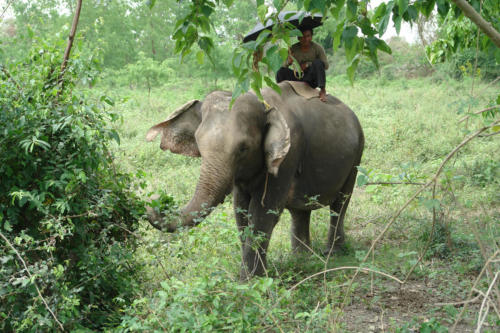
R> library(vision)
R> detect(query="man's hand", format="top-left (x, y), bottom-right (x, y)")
top-left (319, 88), bottom-right (327, 102)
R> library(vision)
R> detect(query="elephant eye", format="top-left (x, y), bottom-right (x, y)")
top-left (237, 143), bottom-right (249, 154)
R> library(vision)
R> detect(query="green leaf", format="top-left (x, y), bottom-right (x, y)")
top-left (424, 0), bottom-right (436, 17)
top-left (3, 220), bottom-right (12, 232)
top-left (342, 25), bottom-right (358, 44)
top-left (257, 4), bottom-right (268, 24)
top-left (330, 0), bottom-right (346, 18)
top-left (333, 20), bottom-right (345, 50)
top-left (422, 199), bottom-right (440, 212)
top-left (274, 0), bottom-right (284, 11)
top-left (309, 0), bottom-right (327, 12)
top-left (109, 130), bottom-right (120, 145)
top-left (100, 95), bottom-right (115, 106)
top-left (279, 47), bottom-right (289, 62)
top-left (264, 76), bottom-right (282, 95)
top-left (346, 0), bottom-right (358, 21)
top-left (357, 173), bottom-right (369, 186)
top-left (255, 30), bottom-right (271, 47)
top-left (358, 17), bottom-right (377, 36)
top-left (200, 4), bottom-right (214, 17)
top-left (398, 0), bottom-right (408, 16)
top-left (147, 0), bottom-right (156, 9)
top-left (196, 50), bottom-right (205, 65)
top-left (406, 5), bottom-right (418, 21)
top-left (264, 45), bottom-right (282, 73)
top-left (251, 71), bottom-right (263, 100)
top-left (198, 37), bottom-right (213, 53)
top-left (372, 3), bottom-right (387, 22)
top-left (378, 1), bottom-right (394, 36)
top-left (347, 55), bottom-right (360, 84)
top-left (377, 39), bottom-right (392, 54)
top-left (436, 0), bottom-right (450, 17)
top-left (231, 77), bottom-right (250, 106)
top-left (393, 15), bottom-right (402, 34)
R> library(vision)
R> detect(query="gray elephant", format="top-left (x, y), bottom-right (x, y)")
top-left (146, 81), bottom-right (364, 279)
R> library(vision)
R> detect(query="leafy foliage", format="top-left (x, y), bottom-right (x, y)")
top-left (158, 0), bottom-right (499, 100)
top-left (426, 0), bottom-right (500, 66)
top-left (0, 39), bottom-right (145, 331)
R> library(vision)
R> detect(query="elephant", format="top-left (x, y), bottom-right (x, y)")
top-left (146, 81), bottom-right (364, 279)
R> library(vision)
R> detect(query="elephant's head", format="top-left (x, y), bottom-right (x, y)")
top-left (146, 91), bottom-right (290, 231)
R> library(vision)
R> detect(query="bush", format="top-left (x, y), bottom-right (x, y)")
top-left (0, 39), bottom-right (144, 331)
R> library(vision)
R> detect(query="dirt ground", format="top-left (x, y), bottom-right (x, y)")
top-left (341, 279), bottom-right (486, 332)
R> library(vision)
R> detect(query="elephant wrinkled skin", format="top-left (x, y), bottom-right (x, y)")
top-left (146, 82), bottom-right (364, 279)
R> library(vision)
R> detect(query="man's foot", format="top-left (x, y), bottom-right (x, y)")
top-left (319, 88), bottom-right (327, 102)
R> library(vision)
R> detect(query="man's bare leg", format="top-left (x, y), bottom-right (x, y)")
top-left (319, 87), bottom-right (327, 102)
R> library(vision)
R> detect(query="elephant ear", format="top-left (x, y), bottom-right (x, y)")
top-left (264, 107), bottom-right (290, 177)
top-left (145, 100), bottom-right (202, 157)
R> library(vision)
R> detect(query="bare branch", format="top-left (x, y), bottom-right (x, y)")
top-left (58, 0), bottom-right (83, 88)
top-left (478, 130), bottom-right (500, 138)
top-left (476, 271), bottom-right (499, 333)
top-left (0, 231), bottom-right (65, 331)
top-left (452, 250), bottom-right (499, 332)
top-left (459, 105), bottom-right (500, 123)
top-left (451, 0), bottom-right (500, 48)
top-left (0, 0), bottom-right (14, 19)
top-left (435, 294), bottom-right (481, 307)
top-left (289, 266), bottom-right (403, 292)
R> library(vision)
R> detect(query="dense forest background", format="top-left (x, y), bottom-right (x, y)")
top-left (1, 0), bottom-right (499, 331)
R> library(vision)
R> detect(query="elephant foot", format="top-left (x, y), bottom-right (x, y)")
top-left (291, 244), bottom-right (312, 254)
top-left (322, 243), bottom-right (347, 257)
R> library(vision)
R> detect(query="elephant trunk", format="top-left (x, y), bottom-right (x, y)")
top-left (147, 159), bottom-right (232, 232)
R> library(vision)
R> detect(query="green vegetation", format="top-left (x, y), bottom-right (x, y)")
top-left (1, 0), bottom-right (499, 331)
top-left (0, 39), bottom-right (145, 331)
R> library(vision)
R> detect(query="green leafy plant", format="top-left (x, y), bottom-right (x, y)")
top-left (0, 38), bottom-right (145, 331)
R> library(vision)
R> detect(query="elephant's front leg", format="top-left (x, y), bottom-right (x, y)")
top-left (240, 198), bottom-right (282, 279)
top-left (233, 186), bottom-right (250, 243)
top-left (289, 208), bottom-right (312, 252)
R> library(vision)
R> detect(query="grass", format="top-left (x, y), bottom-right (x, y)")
top-left (100, 73), bottom-right (499, 331)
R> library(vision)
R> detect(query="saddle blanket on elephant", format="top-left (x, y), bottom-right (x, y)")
top-left (286, 80), bottom-right (322, 100)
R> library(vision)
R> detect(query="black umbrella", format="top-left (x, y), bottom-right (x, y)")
top-left (243, 11), bottom-right (323, 43)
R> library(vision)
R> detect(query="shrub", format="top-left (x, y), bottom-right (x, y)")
top-left (0, 39), bottom-right (144, 331)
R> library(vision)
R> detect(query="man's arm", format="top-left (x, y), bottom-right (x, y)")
top-left (316, 43), bottom-right (329, 70)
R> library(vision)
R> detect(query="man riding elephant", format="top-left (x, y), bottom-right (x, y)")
top-left (276, 26), bottom-right (329, 102)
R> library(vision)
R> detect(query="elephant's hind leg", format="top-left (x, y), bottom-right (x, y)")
top-left (289, 209), bottom-right (311, 252)
top-left (325, 166), bottom-right (358, 254)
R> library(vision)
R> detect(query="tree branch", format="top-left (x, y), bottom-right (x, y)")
top-left (0, 231), bottom-right (65, 331)
top-left (451, 0), bottom-right (500, 48)
top-left (0, 0), bottom-right (14, 19)
top-left (458, 105), bottom-right (500, 123)
top-left (1, 65), bottom-right (22, 91)
top-left (58, 0), bottom-right (83, 87)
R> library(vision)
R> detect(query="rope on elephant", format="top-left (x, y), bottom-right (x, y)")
top-left (261, 172), bottom-right (269, 207)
